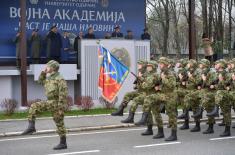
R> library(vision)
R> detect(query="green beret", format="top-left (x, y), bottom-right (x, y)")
top-left (215, 59), bottom-right (227, 68)
top-left (47, 60), bottom-right (60, 70)
top-left (147, 60), bottom-right (157, 69)
top-left (199, 59), bottom-right (210, 67)
top-left (188, 59), bottom-right (197, 68)
top-left (158, 57), bottom-right (170, 65)
top-left (137, 60), bottom-right (146, 65)
top-left (179, 58), bottom-right (188, 67)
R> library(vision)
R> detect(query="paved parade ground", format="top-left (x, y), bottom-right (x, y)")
top-left (0, 122), bottom-right (235, 155)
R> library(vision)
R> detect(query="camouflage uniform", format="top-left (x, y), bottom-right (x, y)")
top-left (122, 60), bottom-right (157, 125)
top-left (212, 60), bottom-right (231, 125)
top-left (122, 60), bottom-right (147, 106)
top-left (227, 59), bottom-right (235, 111)
top-left (129, 61), bottom-right (157, 113)
top-left (23, 60), bottom-right (68, 150)
top-left (28, 60), bottom-right (68, 137)
top-left (111, 60), bottom-right (147, 116)
top-left (176, 59), bottom-right (197, 130)
top-left (142, 57), bottom-right (177, 141)
top-left (184, 59), bottom-right (212, 132)
top-left (120, 60), bottom-right (153, 123)
top-left (175, 59), bottom-right (188, 106)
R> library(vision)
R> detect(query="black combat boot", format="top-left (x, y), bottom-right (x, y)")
top-left (21, 120), bottom-right (36, 135)
top-left (153, 127), bottom-right (164, 139)
top-left (206, 105), bottom-right (219, 117)
top-left (121, 110), bottom-right (134, 123)
top-left (177, 109), bottom-right (189, 119)
top-left (190, 121), bottom-right (201, 132)
top-left (218, 119), bottom-right (225, 126)
top-left (134, 112), bottom-right (148, 126)
top-left (203, 124), bottom-right (214, 134)
top-left (111, 103), bottom-right (126, 116)
top-left (220, 126), bottom-right (231, 137)
top-left (191, 107), bottom-right (203, 118)
top-left (165, 129), bottom-right (177, 141)
top-left (141, 125), bottom-right (153, 136)
top-left (53, 136), bottom-right (67, 150)
top-left (232, 124), bottom-right (235, 128)
top-left (179, 119), bottom-right (189, 130)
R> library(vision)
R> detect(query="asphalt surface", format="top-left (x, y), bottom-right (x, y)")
top-left (0, 123), bottom-right (235, 155)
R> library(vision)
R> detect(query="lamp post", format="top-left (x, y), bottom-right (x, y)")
top-left (19, 0), bottom-right (27, 106)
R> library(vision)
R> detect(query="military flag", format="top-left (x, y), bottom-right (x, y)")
top-left (98, 45), bottom-right (129, 102)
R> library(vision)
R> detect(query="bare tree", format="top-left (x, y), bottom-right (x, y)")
top-left (147, 0), bottom-right (170, 56)
top-left (228, 0), bottom-right (234, 57)
top-left (200, 0), bottom-right (208, 37)
top-left (169, 0), bottom-right (181, 58)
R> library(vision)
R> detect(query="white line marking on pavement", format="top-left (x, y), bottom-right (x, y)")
top-left (210, 136), bottom-right (235, 141)
top-left (47, 150), bottom-right (100, 155)
top-left (0, 128), bottom-right (145, 142)
top-left (134, 142), bottom-right (181, 148)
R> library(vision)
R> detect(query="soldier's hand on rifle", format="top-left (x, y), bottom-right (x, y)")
top-left (182, 81), bottom-right (186, 86)
top-left (188, 72), bottom-right (192, 78)
top-left (232, 74), bottom-right (235, 80)
top-left (197, 86), bottom-right (201, 90)
top-left (138, 72), bottom-right (142, 77)
top-left (202, 74), bottom-right (207, 81)
top-left (155, 85), bottom-right (160, 91)
top-left (226, 86), bottom-right (230, 91)
top-left (161, 73), bottom-right (166, 80)
top-left (218, 74), bottom-right (224, 81)
top-left (210, 85), bottom-right (215, 89)
top-left (178, 73), bottom-right (183, 80)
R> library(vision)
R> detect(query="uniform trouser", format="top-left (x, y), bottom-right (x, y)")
top-left (122, 91), bottom-right (141, 107)
top-left (144, 94), bottom-right (163, 128)
top-left (28, 101), bottom-right (66, 137)
top-left (174, 88), bottom-right (189, 108)
top-left (184, 90), bottom-right (201, 122)
top-left (143, 93), bottom-right (177, 130)
top-left (200, 91), bottom-right (216, 124)
top-left (129, 93), bottom-right (146, 113)
top-left (230, 91), bottom-right (235, 111)
top-left (215, 90), bottom-right (231, 126)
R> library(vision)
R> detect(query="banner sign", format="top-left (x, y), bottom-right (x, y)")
top-left (0, 0), bottom-right (145, 58)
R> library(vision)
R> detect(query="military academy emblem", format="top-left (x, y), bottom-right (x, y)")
top-left (111, 48), bottom-right (131, 68)
top-left (100, 0), bottom-right (109, 7)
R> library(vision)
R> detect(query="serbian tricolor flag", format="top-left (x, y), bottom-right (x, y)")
top-left (98, 46), bottom-right (129, 102)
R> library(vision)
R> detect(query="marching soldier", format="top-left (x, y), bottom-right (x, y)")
top-left (111, 60), bottom-right (147, 117)
top-left (177, 59), bottom-right (198, 130)
top-left (139, 57), bottom-right (178, 141)
top-left (122, 60), bottom-right (157, 124)
top-left (22, 60), bottom-right (68, 150)
top-left (207, 59), bottom-right (231, 137)
top-left (183, 59), bottom-right (211, 132)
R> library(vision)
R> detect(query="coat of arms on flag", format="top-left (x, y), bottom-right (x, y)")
top-left (98, 45), bottom-right (129, 103)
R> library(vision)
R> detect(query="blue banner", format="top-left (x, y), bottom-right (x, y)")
top-left (0, 0), bottom-right (146, 59)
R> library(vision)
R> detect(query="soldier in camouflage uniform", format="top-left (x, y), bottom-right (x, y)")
top-left (227, 59), bottom-right (235, 129)
top-left (198, 59), bottom-right (218, 134)
top-left (111, 60), bottom-right (147, 117)
top-left (183, 59), bottom-right (211, 132)
top-left (121, 60), bottom-right (157, 124)
top-left (139, 57), bottom-right (178, 141)
top-left (227, 70), bottom-right (235, 129)
top-left (22, 60), bottom-right (68, 150)
top-left (207, 59), bottom-right (231, 137)
top-left (177, 59), bottom-right (197, 130)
